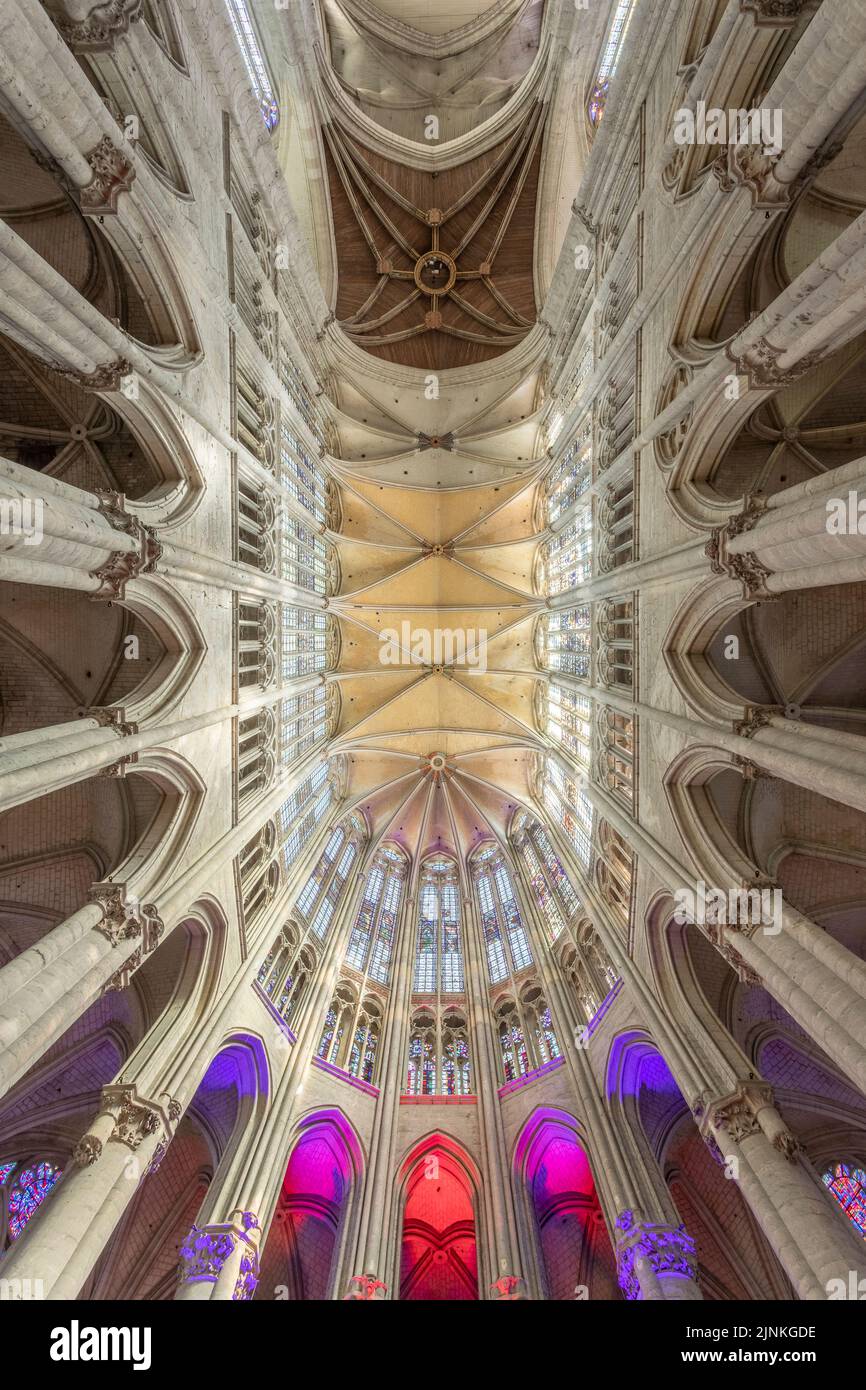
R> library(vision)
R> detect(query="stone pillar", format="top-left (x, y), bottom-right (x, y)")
top-left (0, 1084), bottom-right (181, 1299)
top-left (0, 457), bottom-right (153, 593)
top-left (461, 885), bottom-right (527, 1296)
top-left (349, 882), bottom-right (415, 1295)
top-left (695, 1081), bottom-right (866, 1300)
top-left (0, 883), bottom-right (163, 1099)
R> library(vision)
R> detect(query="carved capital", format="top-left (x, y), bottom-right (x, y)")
top-left (700, 1081), bottom-right (772, 1146)
top-left (80, 135), bottom-right (136, 215)
top-left (725, 337), bottom-right (827, 390)
top-left (52, 0), bottom-right (143, 52)
top-left (706, 526), bottom-right (777, 600)
top-left (49, 357), bottom-right (133, 392)
top-left (739, 0), bottom-right (814, 25)
top-left (615, 1218), bottom-right (698, 1300)
top-left (89, 509), bottom-right (162, 601)
top-left (733, 705), bottom-right (779, 738)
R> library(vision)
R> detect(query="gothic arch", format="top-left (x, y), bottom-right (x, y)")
top-left (256, 1107), bottom-right (364, 1301)
top-left (512, 1105), bottom-right (619, 1301)
top-left (392, 1131), bottom-right (484, 1301)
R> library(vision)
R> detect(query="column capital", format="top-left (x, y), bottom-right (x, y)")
top-left (80, 135), bottom-right (136, 215)
top-left (694, 1080), bottom-right (803, 1161)
top-left (614, 1211), bottom-right (699, 1300)
top-left (50, 0), bottom-right (144, 53)
top-left (177, 1214), bottom-right (261, 1300)
top-left (89, 497), bottom-right (162, 600)
top-left (73, 1083), bottom-right (181, 1168)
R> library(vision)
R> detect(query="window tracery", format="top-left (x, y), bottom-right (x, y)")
top-left (471, 844), bottom-right (533, 985)
top-left (225, 0), bottom-right (279, 131)
top-left (345, 845), bottom-right (406, 985)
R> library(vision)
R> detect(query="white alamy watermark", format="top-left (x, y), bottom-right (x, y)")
top-left (673, 880), bottom-right (783, 936)
top-left (50, 1321), bottom-right (151, 1370)
top-left (379, 621), bottom-right (488, 675)
top-left (0, 1277), bottom-right (44, 1300)
top-left (0, 496), bottom-right (43, 545)
top-left (826, 492), bottom-right (866, 533)
top-left (673, 101), bottom-right (782, 156)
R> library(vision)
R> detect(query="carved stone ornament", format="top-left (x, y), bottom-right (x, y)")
top-left (73, 1134), bottom-right (103, 1167)
top-left (706, 526), bottom-right (777, 601)
top-left (343, 1272), bottom-right (388, 1300)
top-left (702, 1082), bottom-right (772, 1146)
top-left (733, 706), bottom-right (779, 738)
top-left (490, 1274), bottom-right (529, 1300)
top-left (615, 1217), bottom-right (698, 1300)
top-left (49, 357), bottom-right (133, 392)
top-left (89, 504), bottom-right (162, 601)
top-left (739, 0), bottom-right (814, 25)
top-left (725, 337), bottom-right (827, 391)
top-left (52, 0), bottom-right (144, 52)
top-left (80, 135), bottom-right (136, 215)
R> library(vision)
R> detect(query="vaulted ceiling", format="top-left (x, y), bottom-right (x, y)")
top-left (316, 0), bottom-right (549, 369)
top-left (330, 471), bottom-right (545, 862)
top-left (268, 0), bottom-right (589, 861)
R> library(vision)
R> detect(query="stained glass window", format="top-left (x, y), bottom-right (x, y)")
top-left (280, 424), bottom-right (328, 523)
top-left (545, 759), bottom-right (593, 869)
top-left (225, 0), bottom-right (279, 131)
top-left (541, 510), bottom-right (592, 597)
top-left (281, 606), bottom-right (328, 680)
top-left (8, 1162), bottom-right (62, 1240)
top-left (547, 683), bottom-right (592, 768)
top-left (823, 1163), bottom-right (866, 1237)
top-left (279, 685), bottom-right (329, 766)
top-left (546, 417), bottom-right (592, 525)
top-left (0, 1161), bottom-right (16, 1186)
top-left (281, 518), bottom-right (329, 594)
top-left (472, 845), bottom-right (533, 984)
top-left (588, 0), bottom-right (637, 128)
top-left (542, 605), bottom-right (592, 677)
top-left (344, 846), bottom-right (405, 984)
top-left (412, 859), bottom-right (464, 994)
top-left (317, 1009), bottom-right (338, 1061)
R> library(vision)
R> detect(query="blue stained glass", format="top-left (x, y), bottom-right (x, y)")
top-left (8, 1162), bottom-right (61, 1240)
top-left (823, 1163), bottom-right (866, 1238)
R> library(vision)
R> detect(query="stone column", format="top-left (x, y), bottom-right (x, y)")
top-left (348, 881), bottom-right (415, 1298)
top-left (0, 884), bottom-right (164, 1099)
top-left (461, 885), bottom-right (527, 1298)
top-left (0, 1084), bottom-right (181, 1300)
top-left (695, 1081), bottom-right (866, 1300)
top-left (0, 456), bottom-right (151, 593)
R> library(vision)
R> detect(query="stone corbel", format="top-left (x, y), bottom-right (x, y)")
top-left (50, 0), bottom-right (144, 52)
